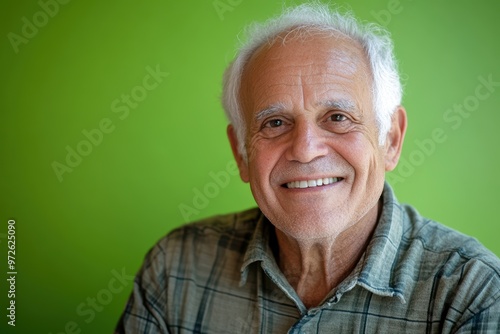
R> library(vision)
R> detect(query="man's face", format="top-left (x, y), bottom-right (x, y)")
top-left (230, 33), bottom-right (401, 240)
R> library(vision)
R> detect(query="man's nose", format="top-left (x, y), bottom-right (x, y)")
top-left (285, 119), bottom-right (328, 163)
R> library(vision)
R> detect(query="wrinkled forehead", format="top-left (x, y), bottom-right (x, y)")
top-left (245, 28), bottom-right (369, 74)
top-left (240, 30), bottom-right (373, 116)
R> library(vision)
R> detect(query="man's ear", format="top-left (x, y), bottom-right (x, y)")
top-left (227, 124), bottom-right (250, 183)
top-left (384, 106), bottom-right (407, 171)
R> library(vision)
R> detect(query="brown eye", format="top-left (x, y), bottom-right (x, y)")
top-left (267, 119), bottom-right (283, 128)
top-left (330, 114), bottom-right (347, 122)
top-left (259, 117), bottom-right (291, 138)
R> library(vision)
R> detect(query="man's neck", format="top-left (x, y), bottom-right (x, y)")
top-left (275, 201), bottom-right (380, 309)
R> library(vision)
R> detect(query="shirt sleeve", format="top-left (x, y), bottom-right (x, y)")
top-left (114, 244), bottom-right (170, 334)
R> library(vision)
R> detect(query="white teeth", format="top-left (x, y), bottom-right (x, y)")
top-left (286, 177), bottom-right (341, 189)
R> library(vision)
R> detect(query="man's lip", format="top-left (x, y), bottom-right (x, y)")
top-left (282, 177), bottom-right (344, 189)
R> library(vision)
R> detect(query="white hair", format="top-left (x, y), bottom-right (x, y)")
top-left (221, 2), bottom-right (402, 159)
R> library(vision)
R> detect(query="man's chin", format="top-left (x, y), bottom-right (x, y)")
top-left (269, 210), bottom-right (352, 240)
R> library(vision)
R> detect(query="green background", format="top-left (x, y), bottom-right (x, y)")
top-left (1, 0), bottom-right (499, 333)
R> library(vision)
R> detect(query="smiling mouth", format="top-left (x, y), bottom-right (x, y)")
top-left (285, 177), bottom-right (344, 189)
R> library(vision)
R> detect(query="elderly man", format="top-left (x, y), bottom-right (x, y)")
top-left (116, 3), bottom-right (500, 333)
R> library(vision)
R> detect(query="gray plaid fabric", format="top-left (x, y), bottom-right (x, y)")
top-left (115, 183), bottom-right (500, 333)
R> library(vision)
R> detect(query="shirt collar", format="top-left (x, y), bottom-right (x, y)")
top-left (240, 211), bottom-right (275, 286)
top-left (240, 182), bottom-right (407, 303)
top-left (356, 182), bottom-right (406, 303)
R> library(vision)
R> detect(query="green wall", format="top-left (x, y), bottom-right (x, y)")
top-left (1, 0), bottom-right (499, 332)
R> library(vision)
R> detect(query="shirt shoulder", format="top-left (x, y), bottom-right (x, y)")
top-left (142, 207), bottom-right (261, 280)
top-left (169, 207), bottom-right (260, 238)
top-left (116, 208), bottom-right (263, 333)
top-left (398, 204), bottom-right (500, 321)
top-left (163, 206), bottom-right (260, 249)
top-left (401, 203), bottom-right (500, 271)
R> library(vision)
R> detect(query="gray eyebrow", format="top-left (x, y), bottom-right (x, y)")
top-left (255, 102), bottom-right (288, 121)
top-left (319, 99), bottom-right (357, 112)
top-left (254, 99), bottom-right (357, 121)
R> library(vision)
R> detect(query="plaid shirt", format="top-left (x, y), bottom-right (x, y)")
top-left (115, 183), bottom-right (500, 333)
